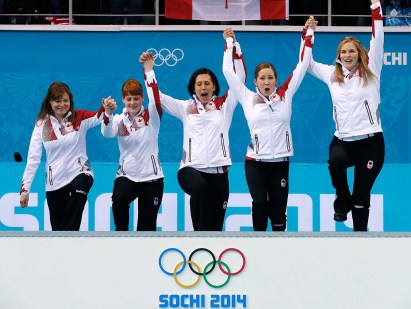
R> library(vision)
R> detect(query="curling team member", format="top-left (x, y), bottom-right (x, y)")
top-left (141, 29), bottom-right (246, 231)
top-left (101, 55), bottom-right (163, 231)
top-left (222, 21), bottom-right (315, 231)
top-left (20, 82), bottom-right (104, 231)
top-left (308, 0), bottom-right (384, 231)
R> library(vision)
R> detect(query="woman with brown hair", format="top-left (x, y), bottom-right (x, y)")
top-left (139, 29), bottom-right (246, 231)
top-left (20, 82), bottom-right (105, 230)
top-left (223, 21), bottom-right (315, 231)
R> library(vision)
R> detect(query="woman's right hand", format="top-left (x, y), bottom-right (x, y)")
top-left (102, 96), bottom-right (117, 115)
top-left (20, 195), bottom-right (29, 208)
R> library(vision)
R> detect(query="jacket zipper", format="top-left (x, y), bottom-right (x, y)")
top-left (220, 133), bottom-right (227, 157)
top-left (78, 158), bottom-right (85, 172)
top-left (255, 134), bottom-right (259, 154)
top-left (188, 138), bottom-right (192, 162)
top-left (334, 106), bottom-right (340, 131)
top-left (48, 166), bottom-right (53, 185)
top-left (286, 131), bottom-right (291, 152)
top-left (119, 159), bottom-right (126, 175)
top-left (151, 155), bottom-right (158, 175)
top-left (364, 100), bottom-right (374, 125)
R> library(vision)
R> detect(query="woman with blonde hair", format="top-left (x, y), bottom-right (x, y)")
top-left (308, 0), bottom-right (385, 231)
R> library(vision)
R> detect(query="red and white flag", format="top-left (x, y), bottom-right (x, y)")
top-left (165, 0), bottom-right (289, 21)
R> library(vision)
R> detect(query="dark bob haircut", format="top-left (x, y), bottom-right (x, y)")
top-left (187, 68), bottom-right (220, 97)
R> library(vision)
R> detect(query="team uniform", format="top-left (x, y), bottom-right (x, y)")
top-left (308, 2), bottom-right (384, 231)
top-left (102, 71), bottom-right (164, 231)
top-left (223, 28), bottom-right (314, 231)
top-left (158, 41), bottom-right (246, 231)
top-left (20, 107), bottom-right (105, 230)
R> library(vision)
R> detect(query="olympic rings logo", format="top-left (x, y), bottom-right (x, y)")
top-left (158, 247), bottom-right (246, 289)
top-left (146, 48), bottom-right (184, 67)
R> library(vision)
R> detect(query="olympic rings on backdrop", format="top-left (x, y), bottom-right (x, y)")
top-left (174, 260), bottom-right (202, 289)
top-left (159, 248), bottom-right (186, 276)
top-left (203, 260), bottom-right (231, 289)
top-left (146, 48), bottom-right (184, 67)
top-left (189, 248), bottom-right (216, 275)
top-left (218, 248), bottom-right (246, 276)
top-left (158, 247), bottom-right (246, 289)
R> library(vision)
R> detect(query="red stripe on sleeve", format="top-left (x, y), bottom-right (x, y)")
top-left (371, 5), bottom-right (382, 38)
top-left (148, 80), bottom-right (163, 119)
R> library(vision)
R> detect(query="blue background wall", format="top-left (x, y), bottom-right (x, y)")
top-left (0, 29), bottom-right (409, 231)
top-left (0, 30), bottom-right (409, 164)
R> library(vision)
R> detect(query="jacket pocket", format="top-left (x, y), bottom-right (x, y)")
top-left (220, 133), bottom-right (227, 157)
top-left (254, 134), bottom-right (260, 154)
top-left (364, 100), bottom-right (374, 125)
top-left (334, 106), bottom-right (340, 131)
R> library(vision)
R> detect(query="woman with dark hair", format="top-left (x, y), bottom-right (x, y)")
top-left (223, 21), bottom-right (315, 231)
top-left (19, 82), bottom-right (105, 231)
top-left (139, 29), bottom-right (246, 231)
top-left (101, 58), bottom-right (164, 231)
top-left (308, 0), bottom-right (384, 231)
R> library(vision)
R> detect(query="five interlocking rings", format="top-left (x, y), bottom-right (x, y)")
top-left (146, 48), bottom-right (184, 67)
top-left (158, 247), bottom-right (246, 289)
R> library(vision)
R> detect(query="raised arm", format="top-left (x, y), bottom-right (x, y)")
top-left (368, 0), bottom-right (384, 76)
top-left (140, 52), bottom-right (186, 121)
top-left (140, 52), bottom-right (162, 131)
top-left (223, 28), bottom-right (247, 84)
top-left (278, 17), bottom-right (315, 99)
top-left (222, 28), bottom-right (252, 110)
top-left (307, 17), bottom-right (335, 84)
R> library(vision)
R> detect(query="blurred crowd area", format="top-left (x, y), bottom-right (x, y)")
top-left (0, 0), bottom-right (410, 26)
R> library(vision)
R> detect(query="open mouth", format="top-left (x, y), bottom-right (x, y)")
top-left (264, 88), bottom-right (270, 92)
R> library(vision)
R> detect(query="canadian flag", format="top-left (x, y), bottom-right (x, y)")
top-left (165, 0), bottom-right (289, 21)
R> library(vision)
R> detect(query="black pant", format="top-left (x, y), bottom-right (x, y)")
top-left (328, 133), bottom-right (385, 231)
top-left (111, 177), bottom-right (163, 231)
top-left (177, 167), bottom-right (229, 231)
top-left (245, 160), bottom-right (289, 231)
top-left (46, 173), bottom-right (94, 231)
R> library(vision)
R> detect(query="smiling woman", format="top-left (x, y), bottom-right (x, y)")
top-left (308, 0), bottom-right (385, 231)
top-left (19, 81), bottom-right (105, 231)
top-left (100, 66), bottom-right (165, 231)
top-left (50, 92), bottom-right (71, 121)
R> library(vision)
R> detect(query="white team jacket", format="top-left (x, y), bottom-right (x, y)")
top-left (308, 2), bottom-right (384, 139)
top-left (101, 70), bottom-right (164, 182)
top-left (160, 42), bottom-right (246, 171)
top-left (223, 28), bottom-right (314, 160)
top-left (20, 107), bottom-right (104, 194)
